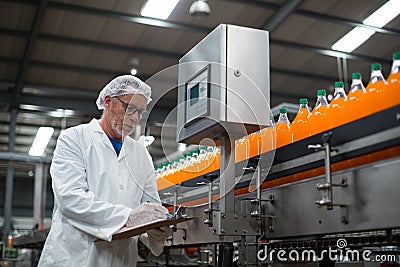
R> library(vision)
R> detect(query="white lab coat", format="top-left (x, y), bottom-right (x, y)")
top-left (38, 118), bottom-right (161, 267)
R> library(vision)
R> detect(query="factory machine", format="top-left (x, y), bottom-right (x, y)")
top-left (151, 24), bottom-right (400, 266)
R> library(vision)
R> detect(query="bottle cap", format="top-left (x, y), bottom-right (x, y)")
top-left (299, 98), bottom-right (308, 104)
top-left (334, 81), bottom-right (344, 88)
top-left (199, 145), bottom-right (207, 150)
top-left (352, 72), bottom-right (362, 79)
top-left (279, 108), bottom-right (287, 114)
top-left (180, 155), bottom-right (185, 159)
top-left (393, 52), bottom-right (400, 60)
top-left (317, 89), bottom-right (326, 96)
top-left (192, 149), bottom-right (199, 154)
top-left (186, 152), bottom-right (192, 157)
top-left (371, 63), bottom-right (381, 71)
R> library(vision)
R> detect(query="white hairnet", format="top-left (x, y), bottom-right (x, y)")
top-left (96, 75), bottom-right (152, 109)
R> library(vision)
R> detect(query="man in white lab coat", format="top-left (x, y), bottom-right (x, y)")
top-left (38, 75), bottom-right (171, 266)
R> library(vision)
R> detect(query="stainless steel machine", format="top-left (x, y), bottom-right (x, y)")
top-left (156, 24), bottom-right (400, 267)
top-left (174, 24), bottom-right (271, 266)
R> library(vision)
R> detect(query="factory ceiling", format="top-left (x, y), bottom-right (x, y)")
top-left (0, 0), bottom-right (399, 167)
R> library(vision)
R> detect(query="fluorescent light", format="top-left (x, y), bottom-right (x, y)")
top-left (29, 127), bottom-right (54, 156)
top-left (141, 0), bottom-right (179, 20)
top-left (48, 108), bottom-right (74, 118)
top-left (363, 0), bottom-right (400, 28)
top-left (332, 26), bottom-right (375, 53)
top-left (332, 0), bottom-right (400, 53)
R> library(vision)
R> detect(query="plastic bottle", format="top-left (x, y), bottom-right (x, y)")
top-left (260, 114), bottom-right (276, 153)
top-left (248, 130), bottom-right (260, 158)
top-left (178, 155), bottom-right (187, 181)
top-left (191, 149), bottom-right (199, 173)
top-left (275, 108), bottom-right (293, 148)
top-left (214, 148), bottom-right (221, 171)
top-left (155, 166), bottom-right (161, 179)
top-left (7, 234), bottom-right (13, 248)
top-left (327, 81), bottom-right (347, 128)
top-left (309, 90), bottom-right (329, 135)
top-left (387, 52), bottom-right (400, 107)
top-left (291, 98), bottom-right (311, 142)
top-left (346, 72), bottom-right (367, 121)
top-left (183, 152), bottom-right (193, 179)
top-left (198, 146), bottom-right (207, 174)
top-left (160, 163), bottom-right (168, 179)
top-left (205, 146), bottom-right (216, 173)
top-left (365, 63), bottom-right (387, 115)
top-left (169, 159), bottom-right (179, 183)
top-left (235, 135), bottom-right (249, 162)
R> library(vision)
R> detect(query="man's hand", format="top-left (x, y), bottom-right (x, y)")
top-left (126, 203), bottom-right (168, 228)
top-left (147, 226), bottom-right (172, 242)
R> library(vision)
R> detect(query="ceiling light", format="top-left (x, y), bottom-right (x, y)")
top-left (141, 0), bottom-right (180, 20)
top-left (332, 27), bottom-right (375, 53)
top-left (48, 108), bottom-right (74, 118)
top-left (363, 0), bottom-right (400, 28)
top-left (332, 0), bottom-right (400, 53)
top-left (130, 68), bottom-right (138, 76)
top-left (29, 127), bottom-right (54, 157)
top-left (189, 0), bottom-right (211, 16)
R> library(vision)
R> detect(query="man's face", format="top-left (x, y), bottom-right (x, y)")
top-left (107, 94), bottom-right (147, 138)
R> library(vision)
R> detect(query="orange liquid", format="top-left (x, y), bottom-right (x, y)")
top-left (248, 132), bottom-right (260, 158)
top-left (387, 71), bottom-right (400, 107)
top-left (327, 97), bottom-right (347, 128)
top-left (343, 89), bottom-right (367, 122)
top-left (203, 153), bottom-right (215, 174)
top-left (291, 108), bottom-right (311, 142)
top-left (275, 122), bottom-right (292, 148)
top-left (235, 137), bottom-right (249, 162)
top-left (309, 105), bottom-right (329, 135)
top-left (364, 80), bottom-right (387, 115)
top-left (212, 149), bottom-right (220, 171)
top-left (260, 127), bottom-right (276, 153)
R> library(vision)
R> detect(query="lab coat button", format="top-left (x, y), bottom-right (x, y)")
top-left (119, 185), bottom-right (124, 190)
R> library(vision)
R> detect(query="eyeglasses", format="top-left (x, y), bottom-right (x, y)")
top-left (114, 97), bottom-right (149, 117)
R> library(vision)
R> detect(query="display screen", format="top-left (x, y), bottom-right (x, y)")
top-left (190, 83), bottom-right (200, 106)
top-left (185, 65), bottom-right (209, 126)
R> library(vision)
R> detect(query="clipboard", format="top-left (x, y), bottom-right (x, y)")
top-left (95, 217), bottom-right (196, 242)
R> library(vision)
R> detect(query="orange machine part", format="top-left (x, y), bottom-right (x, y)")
top-left (172, 146), bottom-right (400, 207)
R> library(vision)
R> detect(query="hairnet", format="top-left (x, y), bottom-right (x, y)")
top-left (96, 75), bottom-right (152, 109)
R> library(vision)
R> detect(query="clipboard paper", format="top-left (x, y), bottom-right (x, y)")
top-left (95, 217), bottom-right (196, 242)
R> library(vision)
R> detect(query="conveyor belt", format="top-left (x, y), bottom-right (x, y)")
top-left (160, 105), bottom-right (400, 205)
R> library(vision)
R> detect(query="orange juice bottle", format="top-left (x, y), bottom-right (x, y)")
top-left (387, 52), bottom-right (400, 107)
top-left (364, 63), bottom-right (387, 115)
top-left (183, 152), bottom-right (192, 179)
top-left (248, 131), bottom-right (260, 158)
top-left (212, 148), bottom-right (220, 171)
top-left (235, 136), bottom-right (249, 162)
top-left (327, 81), bottom-right (347, 128)
top-left (178, 155), bottom-right (187, 181)
top-left (260, 114), bottom-right (276, 153)
top-left (203, 146), bottom-right (215, 173)
top-left (198, 146), bottom-right (207, 175)
top-left (275, 108), bottom-right (292, 148)
top-left (291, 98), bottom-right (311, 142)
top-left (345, 72), bottom-right (367, 122)
top-left (309, 90), bottom-right (329, 135)
top-left (169, 159), bottom-right (179, 183)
